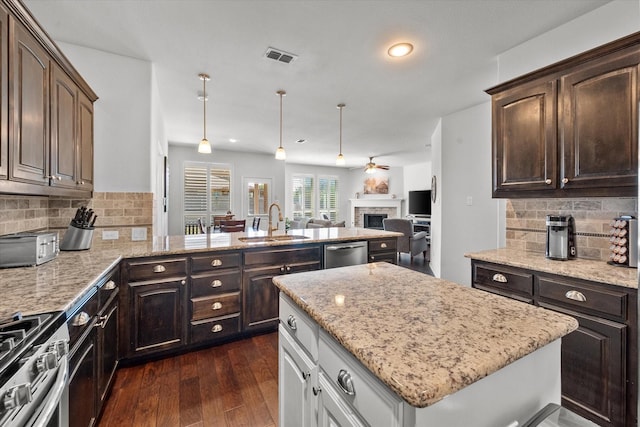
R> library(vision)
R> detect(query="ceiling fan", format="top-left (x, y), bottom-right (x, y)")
top-left (364, 156), bottom-right (389, 174)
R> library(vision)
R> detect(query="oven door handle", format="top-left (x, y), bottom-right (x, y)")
top-left (31, 354), bottom-right (68, 427)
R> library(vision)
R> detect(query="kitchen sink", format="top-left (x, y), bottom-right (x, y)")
top-left (238, 235), bottom-right (310, 243)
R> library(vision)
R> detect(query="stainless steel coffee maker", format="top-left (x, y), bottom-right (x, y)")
top-left (545, 215), bottom-right (576, 260)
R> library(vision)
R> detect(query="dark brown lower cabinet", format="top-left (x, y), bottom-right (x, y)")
top-left (97, 291), bottom-right (119, 408)
top-left (471, 260), bottom-right (637, 427)
top-left (69, 322), bottom-right (97, 427)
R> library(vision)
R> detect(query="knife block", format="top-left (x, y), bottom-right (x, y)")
top-left (60, 223), bottom-right (94, 251)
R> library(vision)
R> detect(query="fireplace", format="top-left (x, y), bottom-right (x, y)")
top-left (364, 213), bottom-right (387, 230)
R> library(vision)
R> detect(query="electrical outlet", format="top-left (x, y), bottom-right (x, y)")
top-left (102, 230), bottom-right (119, 240)
top-left (131, 227), bottom-right (147, 241)
top-left (466, 196), bottom-right (473, 206)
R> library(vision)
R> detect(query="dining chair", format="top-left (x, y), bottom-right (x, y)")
top-left (219, 219), bottom-right (246, 232)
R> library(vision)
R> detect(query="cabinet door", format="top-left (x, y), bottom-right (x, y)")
top-left (561, 47), bottom-right (639, 193)
top-left (50, 65), bottom-right (78, 189)
top-left (128, 279), bottom-right (186, 354)
top-left (69, 327), bottom-right (97, 427)
top-left (77, 91), bottom-right (94, 191)
top-left (317, 372), bottom-right (366, 427)
top-left (559, 311), bottom-right (626, 427)
top-left (279, 325), bottom-right (317, 427)
top-left (243, 265), bottom-right (283, 333)
top-left (97, 294), bottom-right (118, 410)
top-left (0, 5), bottom-right (7, 179)
top-left (492, 79), bottom-right (557, 196)
top-left (10, 20), bottom-right (50, 185)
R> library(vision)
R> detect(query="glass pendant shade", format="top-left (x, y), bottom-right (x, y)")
top-left (365, 166), bottom-right (376, 174)
top-left (198, 138), bottom-right (211, 154)
top-left (275, 146), bottom-right (286, 160)
top-left (336, 153), bottom-right (345, 165)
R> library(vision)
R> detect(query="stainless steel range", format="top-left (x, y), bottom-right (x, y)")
top-left (0, 312), bottom-right (69, 427)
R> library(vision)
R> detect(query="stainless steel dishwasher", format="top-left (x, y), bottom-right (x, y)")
top-left (324, 241), bottom-right (368, 269)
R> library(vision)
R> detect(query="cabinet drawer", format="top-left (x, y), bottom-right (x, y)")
top-left (192, 292), bottom-right (240, 321)
top-left (191, 252), bottom-right (241, 272)
top-left (190, 314), bottom-right (241, 343)
top-left (191, 270), bottom-right (241, 298)
top-left (126, 258), bottom-right (187, 282)
top-left (369, 238), bottom-right (397, 253)
top-left (279, 294), bottom-right (318, 361)
top-left (473, 263), bottom-right (533, 299)
top-left (244, 246), bottom-right (321, 266)
top-left (319, 330), bottom-right (403, 427)
top-left (369, 251), bottom-right (397, 264)
top-left (537, 276), bottom-right (628, 322)
top-left (67, 288), bottom-right (98, 347)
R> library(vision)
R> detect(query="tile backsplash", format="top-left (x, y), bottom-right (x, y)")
top-left (506, 197), bottom-right (638, 261)
top-left (0, 192), bottom-right (153, 247)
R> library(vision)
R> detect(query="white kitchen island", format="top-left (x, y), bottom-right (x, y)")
top-left (273, 262), bottom-right (578, 427)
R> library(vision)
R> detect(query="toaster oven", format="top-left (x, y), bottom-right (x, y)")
top-left (0, 232), bottom-right (59, 267)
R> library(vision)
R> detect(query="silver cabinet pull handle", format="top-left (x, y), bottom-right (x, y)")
top-left (562, 178), bottom-right (569, 184)
top-left (565, 290), bottom-right (586, 302)
top-left (153, 265), bottom-right (166, 273)
top-left (211, 259), bottom-right (222, 267)
top-left (103, 280), bottom-right (116, 290)
top-left (211, 324), bottom-right (223, 333)
top-left (211, 279), bottom-right (222, 288)
top-left (337, 369), bottom-right (355, 396)
top-left (211, 302), bottom-right (223, 310)
top-left (287, 314), bottom-right (297, 330)
top-left (286, 265), bottom-right (291, 272)
top-left (492, 273), bottom-right (507, 283)
top-left (380, 243), bottom-right (387, 248)
top-left (545, 179), bottom-right (552, 185)
top-left (72, 312), bottom-right (91, 327)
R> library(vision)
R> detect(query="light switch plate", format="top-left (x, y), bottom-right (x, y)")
top-left (131, 227), bottom-right (147, 241)
top-left (102, 230), bottom-right (119, 240)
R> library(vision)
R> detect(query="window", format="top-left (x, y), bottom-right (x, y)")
top-left (245, 178), bottom-right (271, 217)
top-left (291, 173), bottom-right (339, 220)
top-left (291, 174), bottom-right (314, 219)
top-left (183, 162), bottom-right (231, 230)
top-left (318, 176), bottom-right (339, 221)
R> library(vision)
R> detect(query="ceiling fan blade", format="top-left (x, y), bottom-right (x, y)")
top-left (377, 165), bottom-right (390, 170)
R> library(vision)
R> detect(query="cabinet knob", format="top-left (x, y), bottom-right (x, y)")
top-left (370, 256), bottom-right (375, 261)
top-left (544, 179), bottom-right (552, 185)
top-left (153, 265), bottom-right (166, 273)
top-left (565, 290), bottom-right (586, 302)
top-left (380, 243), bottom-right (387, 248)
top-left (211, 259), bottom-right (223, 267)
top-left (211, 324), bottom-right (223, 333)
top-left (492, 273), bottom-right (507, 283)
top-left (280, 266), bottom-right (285, 273)
top-left (337, 369), bottom-right (355, 396)
top-left (286, 265), bottom-right (291, 272)
top-left (103, 280), bottom-right (116, 290)
top-left (211, 302), bottom-right (223, 311)
top-left (210, 279), bottom-right (223, 288)
top-left (301, 371), bottom-right (310, 381)
top-left (562, 178), bottom-right (569, 184)
top-left (287, 314), bottom-right (297, 331)
top-left (312, 386), bottom-right (321, 396)
top-left (181, 280), bottom-right (186, 286)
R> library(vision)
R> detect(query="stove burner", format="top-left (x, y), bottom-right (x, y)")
top-left (0, 315), bottom-right (48, 365)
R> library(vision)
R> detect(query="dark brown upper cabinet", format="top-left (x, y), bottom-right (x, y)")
top-left (487, 32), bottom-right (640, 198)
top-left (0, 5), bottom-right (7, 180)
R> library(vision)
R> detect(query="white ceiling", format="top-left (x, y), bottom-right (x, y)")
top-left (24, 0), bottom-right (610, 169)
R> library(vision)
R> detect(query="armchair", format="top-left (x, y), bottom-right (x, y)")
top-left (382, 218), bottom-right (429, 260)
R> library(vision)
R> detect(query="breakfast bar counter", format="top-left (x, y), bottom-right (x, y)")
top-left (273, 262), bottom-right (578, 427)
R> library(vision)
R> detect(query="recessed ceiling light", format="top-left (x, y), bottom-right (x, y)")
top-left (388, 42), bottom-right (414, 57)
top-left (295, 139), bottom-right (306, 144)
top-left (229, 138), bottom-right (237, 143)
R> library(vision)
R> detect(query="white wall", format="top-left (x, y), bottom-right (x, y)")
top-left (403, 161), bottom-right (432, 216)
top-left (439, 102), bottom-right (496, 286)
top-left (167, 145), bottom-right (285, 235)
top-left (151, 65), bottom-right (169, 236)
top-left (56, 42), bottom-right (152, 192)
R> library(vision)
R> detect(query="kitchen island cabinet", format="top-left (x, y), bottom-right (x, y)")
top-left (274, 263), bottom-right (578, 427)
top-left (467, 249), bottom-right (638, 427)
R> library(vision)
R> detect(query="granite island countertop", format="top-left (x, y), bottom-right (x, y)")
top-left (465, 248), bottom-right (638, 289)
top-left (0, 227), bottom-right (400, 317)
top-left (272, 262), bottom-right (578, 408)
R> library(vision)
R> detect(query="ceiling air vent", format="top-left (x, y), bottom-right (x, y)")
top-left (264, 47), bottom-right (297, 64)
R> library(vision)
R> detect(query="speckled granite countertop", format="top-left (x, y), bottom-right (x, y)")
top-left (272, 262), bottom-right (578, 408)
top-left (465, 248), bottom-right (637, 289)
top-left (0, 227), bottom-right (399, 318)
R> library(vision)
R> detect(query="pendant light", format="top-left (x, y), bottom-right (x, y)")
top-left (336, 103), bottom-right (346, 165)
top-left (275, 90), bottom-right (286, 160)
top-left (197, 73), bottom-right (212, 154)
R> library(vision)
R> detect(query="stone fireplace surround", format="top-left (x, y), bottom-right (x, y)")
top-left (350, 198), bottom-right (403, 228)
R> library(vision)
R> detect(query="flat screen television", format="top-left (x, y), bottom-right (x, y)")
top-left (408, 190), bottom-right (431, 216)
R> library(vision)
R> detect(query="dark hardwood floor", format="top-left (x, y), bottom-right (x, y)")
top-left (98, 333), bottom-right (279, 427)
top-left (97, 260), bottom-right (431, 427)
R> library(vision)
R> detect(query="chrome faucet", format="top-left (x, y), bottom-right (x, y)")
top-left (268, 202), bottom-right (283, 237)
